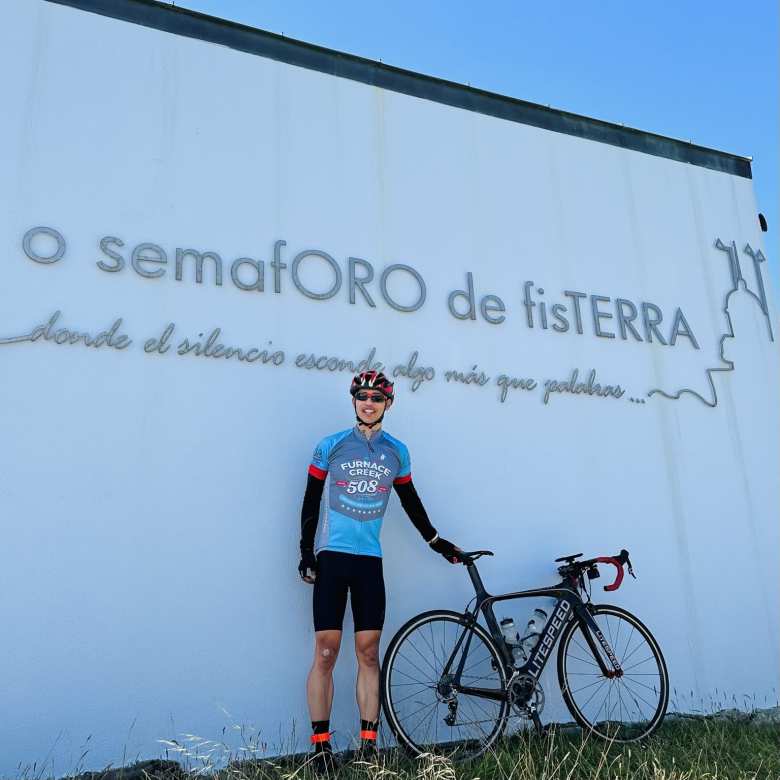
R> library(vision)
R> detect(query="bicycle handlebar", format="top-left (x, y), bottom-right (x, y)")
top-left (453, 547), bottom-right (635, 593)
top-left (558, 548), bottom-right (635, 591)
top-left (594, 555), bottom-right (626, 591)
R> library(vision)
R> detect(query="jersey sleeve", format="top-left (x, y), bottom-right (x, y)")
top-left (394, 478), bottom-right (436, 542)
top-left (308, 437), bottom-right (331, 480)
top-left (393, 440), bottom-right (412, 485)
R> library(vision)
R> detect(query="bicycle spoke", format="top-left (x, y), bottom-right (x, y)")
top-left (404, 697), bottom-right (440, 726)
top-left (408, 700), bottom-right (440, 738)
top-left (621, 675), bottom-right (662, 694)
top-left (561, 607), bottom-right (666, 743)
top-left (592, 681), bottom-right (614, 726)
top-left (622, 653), bottom-right (656, 673)
top-left (463, 690), bottom-right (498, 718)
top-left (460, 648), bottom-right (492, 675)
top-left (391, 663), bottom-right (431, 686)
top-left (396, 651), bottom-right (435, 683)
top-left (421, 698), bottom-right (437, 746)
top-left (623, 687), bottom-right (649, 723)
top-left (569, 677), bottom-right (610, 695)
top-left (621, 625), bottom-right (637, 661)
top-left (384, 614), bottom-right (507, 760)
top-left (620, 637), bottom-right (648, 667)
top-left (618, 677), bottom-right (658, 710)
top-left (568, 651), bottom-right (601, 667)
top-left (459, 698), bottom-right (496, 736)
top-left (415, 621), bottom-right (438, 662)
top-left (579, 677), bottom-right (609, 711)
top-left (572, 636), bottom-right (599, 659)
top-left (605, 615), bottom-right (616, 653)
top-left (406, 634), bottom-right (442, 678)
top-left (617, 679), bottom-right (645, 721)
top-left (393, 686), bottom-right (435, 706)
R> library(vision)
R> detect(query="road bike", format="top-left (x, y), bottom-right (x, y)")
top-left (380, 549), bottom-right (668, 760)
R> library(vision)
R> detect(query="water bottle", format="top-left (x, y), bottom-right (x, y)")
top-left (520, 608), bottom-right (548, 660)
top-left (500, 618), bottom-right (525, 665)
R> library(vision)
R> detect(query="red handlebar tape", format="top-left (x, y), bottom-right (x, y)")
top-left (595, 556), bottom-right (624, 591)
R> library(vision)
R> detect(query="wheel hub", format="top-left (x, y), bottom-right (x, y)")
top-left (436, 674), bottom-right (456, 701)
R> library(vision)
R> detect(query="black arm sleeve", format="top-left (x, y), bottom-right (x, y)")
top-left (300, 473), bottom-right (325, 552)
top-left (394, 479), bottom-right (437, 543)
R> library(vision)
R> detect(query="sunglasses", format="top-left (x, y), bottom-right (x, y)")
top-left (355, 391), bottom-right (387, 403)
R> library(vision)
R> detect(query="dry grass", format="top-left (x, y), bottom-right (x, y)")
top-left (153, 718), bottom-right (779, 780)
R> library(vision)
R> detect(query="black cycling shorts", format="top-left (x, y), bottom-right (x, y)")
top-left (313, 550), bottom-right (385, 632)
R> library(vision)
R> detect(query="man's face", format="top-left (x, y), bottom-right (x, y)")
top-left (353, 390), bottom-right (390, 424)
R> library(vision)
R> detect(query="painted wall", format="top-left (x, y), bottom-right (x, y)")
top-left (0, 1), bottom-right (777, 774)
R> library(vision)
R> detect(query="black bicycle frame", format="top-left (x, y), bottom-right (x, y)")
top-left (441, 560), bottom-right (624, 702)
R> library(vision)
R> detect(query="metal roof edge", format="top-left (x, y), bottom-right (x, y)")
top-left (44, 0), bottom-right (753, 179)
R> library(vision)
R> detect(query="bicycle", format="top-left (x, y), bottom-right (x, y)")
top-left (380, 549), bottom-right (669, 760)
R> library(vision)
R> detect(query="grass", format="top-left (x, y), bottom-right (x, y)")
top-left (155, 718), bottom-right (779, 780)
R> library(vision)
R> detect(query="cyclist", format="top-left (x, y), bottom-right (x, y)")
top-left (299, 370), bottom-right (461, 772)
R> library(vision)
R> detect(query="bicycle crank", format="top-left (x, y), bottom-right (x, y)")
top-left (508, 672), bottom-right (545, 719)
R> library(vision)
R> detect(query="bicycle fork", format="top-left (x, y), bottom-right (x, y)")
top-left (575, 605), bottom-right (624, 678)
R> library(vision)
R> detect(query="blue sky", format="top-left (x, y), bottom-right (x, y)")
top-left (176, 0), bottom-right (778, 296)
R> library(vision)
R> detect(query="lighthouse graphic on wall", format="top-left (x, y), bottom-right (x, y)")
top-left (649, 237), bottom-right (774, 408)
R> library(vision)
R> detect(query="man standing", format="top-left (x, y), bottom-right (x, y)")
top-left (298, 370), bottom-right (460, 772)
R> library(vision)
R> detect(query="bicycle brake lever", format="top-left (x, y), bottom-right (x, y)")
top-left (616, 549), bottom-right (636, 579)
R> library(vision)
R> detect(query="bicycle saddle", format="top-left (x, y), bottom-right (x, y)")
top-left (458, 550), bottom-right (494, 563)
top-left (554, 553), bottom-right (584, 564)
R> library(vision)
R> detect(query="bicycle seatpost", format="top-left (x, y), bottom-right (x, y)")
top-left (466, 559), bottom-right (489, 600)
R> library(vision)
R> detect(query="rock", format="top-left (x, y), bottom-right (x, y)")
top-left (751, 706), bottom-right (780, 725)
top-left (664, 712), bottom-right (705, 723)
top-left (708, 708), bottom-right (752, 723)
top-left (67, 759), bottom-right (185, 780)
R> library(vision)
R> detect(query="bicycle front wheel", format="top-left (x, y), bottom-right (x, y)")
top-left (558, 604), bottom-right (668, 742)
top-left (381, 610), bottom-right (509, 760)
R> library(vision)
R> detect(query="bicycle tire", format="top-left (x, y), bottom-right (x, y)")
top-left (381, 609), bottom-right (509, 760)
top-left (557, 604), bottom-right (668, 742)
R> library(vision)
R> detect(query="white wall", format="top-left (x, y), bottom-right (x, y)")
top-left (0, 1), bottom-right (777, 774)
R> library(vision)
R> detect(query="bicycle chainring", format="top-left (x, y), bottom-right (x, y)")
top-left (507, 672), bottom-right (545, 718)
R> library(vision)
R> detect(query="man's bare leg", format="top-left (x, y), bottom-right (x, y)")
top-left (307, 630), bottom-right (342, 720)
top-left (354, 630), bottom-right (381, 721)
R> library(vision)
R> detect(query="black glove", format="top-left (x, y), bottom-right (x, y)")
top-left (429, 535), bottom-right (461, 564)
top-left (299, 548), bottom-right (318, 582)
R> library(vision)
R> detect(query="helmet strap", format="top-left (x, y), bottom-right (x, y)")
top-left (355, 412), bottom-right (384, 429)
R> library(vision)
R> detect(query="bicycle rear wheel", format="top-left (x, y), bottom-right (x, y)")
top-left (557, 604), bottom-right (668, 742)
top-left (381, 610), bottom-right (509, 760)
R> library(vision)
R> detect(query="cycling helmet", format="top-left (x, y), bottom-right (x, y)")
top-left (350, 370), bottom-right (394, 428)
top-left (350, 370), bottom-right (394, 401)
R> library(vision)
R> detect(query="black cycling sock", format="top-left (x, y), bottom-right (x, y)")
top-left (360, 719), bottom-right (378, 742)
top-left (311, 720), bottom-right (331, 752)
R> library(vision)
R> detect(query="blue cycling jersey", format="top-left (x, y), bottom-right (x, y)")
top-left (308, 426), bottom-right (412, 557)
